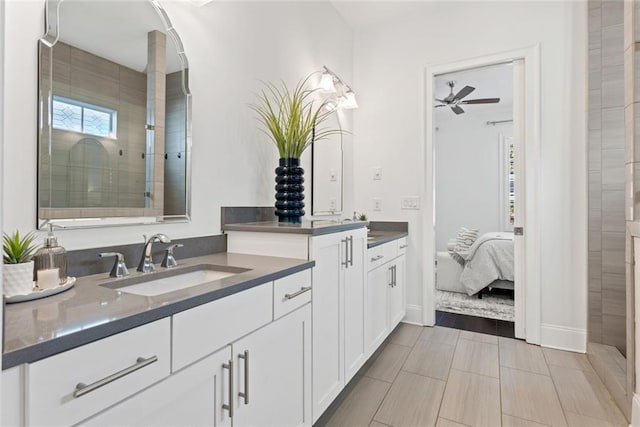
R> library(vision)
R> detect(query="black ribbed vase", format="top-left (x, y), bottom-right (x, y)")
top-left (275, 157), bottom-right (305, 223)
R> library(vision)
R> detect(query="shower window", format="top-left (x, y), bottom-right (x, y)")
top-left (52, 96), bottom-right (117, 139)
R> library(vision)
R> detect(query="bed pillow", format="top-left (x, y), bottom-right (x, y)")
top-left (451, 227), bottom-right (479, 264)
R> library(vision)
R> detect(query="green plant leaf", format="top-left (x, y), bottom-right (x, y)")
top-left (250, 72), bottom-right (348, 158)
top-left (3, 230), bottom-right (38, 264)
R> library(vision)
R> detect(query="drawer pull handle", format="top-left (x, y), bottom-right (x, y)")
top-left (73, 355), bottom-right (158, 399)
top-left (238, 350), bottom-right (249, 404)
top-left (284, 286), bottom-right (312, 300)
top-left (399, 244), bottom-right (408, 249)
top-left (370, 255), bottom-right (384, 262)
top-left (222, 360), bottom-right (234, 418)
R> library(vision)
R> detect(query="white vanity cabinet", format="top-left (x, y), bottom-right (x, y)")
top-left (83, 304), bottom-right (312, 427)
top-left (365, 238), bottom-right (407, 358)
top-left (2, 365), bottom-right (24, 426)
top-left (226, 227), bottom-right (366, 422)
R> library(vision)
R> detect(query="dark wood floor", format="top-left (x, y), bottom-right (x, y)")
top-left (435, 310), bottom-right (515, 338)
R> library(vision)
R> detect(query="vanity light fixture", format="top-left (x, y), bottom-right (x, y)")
top-left (320, 65), bottom-right (358, 109)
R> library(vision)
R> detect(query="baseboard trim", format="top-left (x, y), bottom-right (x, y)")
top-left (403, 305), bottom-right (423, 325)
top-left (540, 323), bottom-right (586, 352)
top-left (632, 393), bottom-right (640, 426)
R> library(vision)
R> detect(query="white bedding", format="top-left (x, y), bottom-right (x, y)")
top-left (459, 232), bottom-right (514, 296)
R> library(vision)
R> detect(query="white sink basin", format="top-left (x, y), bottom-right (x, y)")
top-left (101, 264), bottom-right (249, 297)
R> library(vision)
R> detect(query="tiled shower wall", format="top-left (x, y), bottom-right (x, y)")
top-left (588, 0), bottom-right (626, 354)
top-left (164, 71), bottom-right (187, 215)
top-left (42, 41), bottom-right (147, 209)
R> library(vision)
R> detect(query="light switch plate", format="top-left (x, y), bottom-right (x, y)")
top-left (329, 170), bottom-right (337, 182)
top-left (373, 167), bottom-right (382, 180)
top-left (329, 198), bottom-right (336, 210)
top-left (401, 197), bottom-right (420, 210)
top-left (373, 197), bottom-right (382, 211)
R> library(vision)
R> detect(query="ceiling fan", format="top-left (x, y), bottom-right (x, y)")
top-left (435, 81), bottom-right (500, 115)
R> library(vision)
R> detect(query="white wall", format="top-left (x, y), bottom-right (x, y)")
top-left (2, 0), bottom-right (353, 249)
top-left (435, 108), bottom-right (513, 251)
top-left (351, 1), bottom-right (587, 349)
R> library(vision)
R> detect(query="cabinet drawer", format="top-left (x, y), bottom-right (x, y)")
top-left (397, 237), bottom-right (408, 255)
top-left (172, 282), bottom-right (273, 371)
top-left (367, 242), bottom-right (397, 271)
top-left (273, 269), bottom-right (312, 319)
top-left (27, 318), bottom-right (171, 427)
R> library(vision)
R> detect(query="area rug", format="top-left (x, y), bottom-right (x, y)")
top-left (436, 290), bottom-right (514, 321)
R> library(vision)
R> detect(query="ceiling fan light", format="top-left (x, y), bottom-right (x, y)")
top-left (341, 91), bottom-right (358, 109)
top-left (319, 72), bottom-right (336, 93)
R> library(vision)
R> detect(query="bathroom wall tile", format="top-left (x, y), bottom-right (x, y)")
top-left (590, 110), bottom-right (603, 130)
top-left (602, 230), bottom-right (625, 272)
top-left (602, 108), bottom-right (625, 149)
top-left (602, 314), bottom-right (626, 352)
top-left (589, 250), bottom-right (603, 281)
top-left (602, 23), bottom-right (624, 65)
top-left (601, 190), bottom-right (625, 230)
top-left (634, 162), bottom-right (640, 216)
top-left (590, 8), bottom-right (602, 50)
top-left (602, 0), bottom-right (623, 28)
top-left (602, 272), bottom-right (625, 314)
top-left (589, 230), bottom-right (603, 253)
top-left (590, 129), bottom-right (603, 171)
top-left (625, 163), bottom-right (634, 220)
top-left (119, 67), bottom-right (146, 92)
top-left (602, 149), bottom-right (625, 190)
top-left (625, 104), bottom-right (635, 162)
top-left (71, 47), bottom-right (119, 82)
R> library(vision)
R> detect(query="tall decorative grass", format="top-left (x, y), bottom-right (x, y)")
top-left (250, 74), bottom-right (344, 158)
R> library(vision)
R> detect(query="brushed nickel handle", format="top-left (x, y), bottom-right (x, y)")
top-left (370, 255), bottom-right (384, 262)
top-left (341, 238), bottom-right (349, 267)
top-left (222, 360), bottom-right (234, 418)
top-left (399, 244), bottom-right (408, 249)
top-left (238, 350), bottom-right (249, 405)
top-left (388, 266), bottom-right (394, 287)
top-left (393, 265), bottom-right (397, 287)
top-left (284, 286), bottom-right (312, 300)
top-left (73, 355), bottom-right (157, 398)
top-left (349, 236), bottom-right (354, 267)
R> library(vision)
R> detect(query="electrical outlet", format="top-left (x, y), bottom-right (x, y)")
top-left (329, 198), bottom-right (336, 211)
top-left (329, 169), bottom-right (337, 182)
top-left (373, 167), bottom-right (382, 180)
top-left (401, 197), bottom-right (420, 210)
top-left (373, 197), bottom-right (382, 211)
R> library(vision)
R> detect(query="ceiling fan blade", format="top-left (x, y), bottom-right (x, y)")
top-left (451, 105), bottom-right (465, 115)
top-left (435, 104), bottom-right (447, 108)
top-left (435, 98), bottom-right (446, 103)
top-left (453, 86), bottom-right (475, 100)
top-left (461, 98), bottom-right (501, 104)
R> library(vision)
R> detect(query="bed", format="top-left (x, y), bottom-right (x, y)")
top-left (436, 232), bottom-right (514, 296)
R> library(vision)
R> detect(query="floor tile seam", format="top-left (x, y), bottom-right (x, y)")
top-left (498, 362), bottom-right (551, 377)
top-left (458, 336), bottom-right (499, 346)
top-left (563, 409), bottom-right (625, 427)
top-left (369, 377), bottom-right (396, 427)
top-left (399, 366), bottom-right (452, 383)
top-left (363, 373), bottom-right (394, 384)
top-left (543, 361), bottom-right (572, 427)
top-left (388, 340), bottom-right (416, 349)
top-left (447, 365), bottom-right (500, 380)
top-left (438, 415), bottom-right (472, 427)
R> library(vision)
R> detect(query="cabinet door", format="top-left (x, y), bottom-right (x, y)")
top-left (2, 365), bottom-right (24, 426)
top-left (309, 233), bottom-right (344, 422)
top-left (389, 255), bottom-right (406, 329)
top-left (81, 347), bottom-right (232, 427)
top-left (365, 263), bottom-right (391, 357)
top-left (233, 304), bottom-right (311, 427)
top-left (343, 231), bottom-right (366, 383)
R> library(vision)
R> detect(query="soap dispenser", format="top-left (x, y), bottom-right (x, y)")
top-left (33, 224), bottom-right (68, 289)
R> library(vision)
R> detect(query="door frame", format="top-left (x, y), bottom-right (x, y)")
top-left (421, 45), bottom-right (541, 344)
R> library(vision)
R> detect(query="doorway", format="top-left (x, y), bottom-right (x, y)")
top-left (433, 63), bottom-right (517, 335)
top-left (421, 47), bottom-right (541, 344)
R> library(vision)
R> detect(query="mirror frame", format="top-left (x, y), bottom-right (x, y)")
top-left (37, 0), bottom-right (192, 229)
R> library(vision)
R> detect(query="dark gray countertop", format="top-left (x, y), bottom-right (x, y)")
top-left (367, 230), bottom-right (408, 248)
top-left (3, 253), bottom-right (314, 369)
top-left (223, 220), bottom-right (368, 235)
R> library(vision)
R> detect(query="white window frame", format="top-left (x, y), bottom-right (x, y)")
top-left (52, 96), bottom-right (117, 139)
top-left (499, 133), bottom-right (515, 232)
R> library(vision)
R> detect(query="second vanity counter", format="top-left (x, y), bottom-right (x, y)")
top-left (3, 252), bottom-right (314, 369)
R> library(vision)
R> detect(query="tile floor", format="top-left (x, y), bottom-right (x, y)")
top-left (318, 324), bottom-right (627, 427)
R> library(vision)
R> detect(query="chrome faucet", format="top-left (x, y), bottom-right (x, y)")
top-left (138, 233), bottom-right (171, 273)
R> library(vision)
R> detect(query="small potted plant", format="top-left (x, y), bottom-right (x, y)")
top-left (3, 230), bottom-right (38, 296)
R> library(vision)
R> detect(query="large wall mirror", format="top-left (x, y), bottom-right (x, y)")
top-left (38, 0), bottom-right (191, 229)
top-left (311, 113), bottom-right (343, 216)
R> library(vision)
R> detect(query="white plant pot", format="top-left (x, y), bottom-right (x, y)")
top-left (3, 261), bottom-right (34, 297)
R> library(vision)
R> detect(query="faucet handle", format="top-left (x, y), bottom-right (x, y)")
top-left (161, 244), bottom-right (183, 268)
top-left (99, 252), bottom-right (129, 278)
